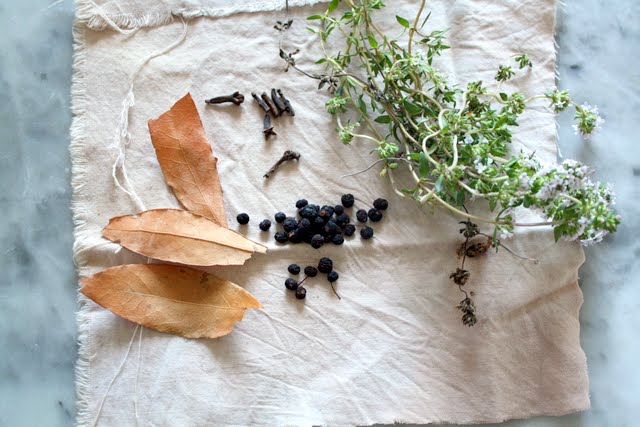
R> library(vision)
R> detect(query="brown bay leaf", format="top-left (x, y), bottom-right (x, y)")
top-left (103, 209), bottom-right (266, 266)
top-left (148, 93), bottom-right (228, 226)
top-left (80, 264), bottom-right (262, 339)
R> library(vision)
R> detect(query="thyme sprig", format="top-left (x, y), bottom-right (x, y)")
top-left (278, 0), bottom-right (619, 247)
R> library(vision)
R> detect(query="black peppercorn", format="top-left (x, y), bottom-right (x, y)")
top-left (299, 205), bottom-right (318, 220)
top-left (274, 231), bottom-right (288, 243)
top-left (288, 229), bottom-right (303, 243)
top-left (311, 234), bottom-right (324, 249)
top-left (327, 271), bottom-right (339, 282)
top-left (288, 264), bottom-right (301, 275)
top-left (343, 224), bottom-right (356, 236)
top-left (285, 278), bottom-right (298, 290)
top-left (283, 217), bottom-right (298, 232)
top-left (319, 205), bottom-right (335, 219)
top-left (236, 213), bottom-right (250, 224)
top-left (356, 209), bottom-right (368, 223)
top-left (323, 220), bottom-right (339, 236)
top-left (333, 205), bottom-right (345, 215)
top-left (298, 218), bottom-right (311, 230)
top-left (295, 286), bottom-right (307, 299)
top-left (259, 219), bottom-right (272, 231)
top-left (295, 199), bottom-right (309, 209)
top-left (373, 198), bottom-right (389, 210)
top-left (318, 257), bottom-right (333, 273)
top-left (332, 234), bottom-right (345, 245)
top-left (313, 216), bottom-right (326, 227)
top-left (304, 266), bottom-right (318, 277)
top-left (367, 208), bottom-right (383, 222)
top-left (335, 213), bottom-right (350, 227)
top-left (274, 212), bottom-right (286, 223)
top-left (360, 226), bottom-right (374, 239)
top-left (341, 194), bottom-right (355, 208)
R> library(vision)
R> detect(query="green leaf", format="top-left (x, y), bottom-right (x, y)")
top-left (418, 153), bottom-right (430, 176)
top-left (455, 191), bottom-right (466, 206)
top-left (420, 11), bottom-right (431, 29)
top-left (367, 34), bottom-right (379, 49)
top-left (403, 100), bottom-right (421, 115)
top-left (374, 115), bottom-right (392, 124)
top-left (396, 15), bottom-right (410, 28)
top-left (553, 226), bottom-right (563, 242)
top-left (327, 0), bottom-right (340, 13)
top-left (499, 92), bottom-right (508, 101)
top-left (357, 95), bottom-right (367, 113)
top-left (307, 14), bottom-right (323, 20)
top-left (523, 195), bottom-right (533, 208)
top-left (489, 198), bottom-right (497, 212)
top-left (306, 27), bottom-right (317, 33)
top-left (315, 58), bottom-right (327, 64)
top-left (435, 175), bottom-right (445, 193)
top-left (341, 11), bottom-right (353, 20)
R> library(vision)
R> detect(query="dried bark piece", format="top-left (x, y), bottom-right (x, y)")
top-left (80, 264), bottom-right (262, 339)
top-left (102, 209), bottom-right (266, 266)
top-left (148, 93), bottom-right (227, 226)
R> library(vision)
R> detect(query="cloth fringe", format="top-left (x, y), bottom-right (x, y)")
top-left (70, 20), bottom-right (94, 427)
top-left (75, 0), bottom-right (330, 32)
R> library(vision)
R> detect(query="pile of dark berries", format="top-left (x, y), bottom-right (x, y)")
top-left (237, 194), bottom-right (389, 248)
top-left (283, 257), bottom-right (341, 300)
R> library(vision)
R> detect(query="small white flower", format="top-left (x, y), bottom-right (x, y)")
top-left (579, 231), bottom-right (607, 246)
top-left (474, 158), bottom-right (488, 174)
top-left (499, 229), bottom-right (514, 240)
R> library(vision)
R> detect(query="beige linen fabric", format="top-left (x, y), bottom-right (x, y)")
top-left (71, 0), bottom-right (590, 425)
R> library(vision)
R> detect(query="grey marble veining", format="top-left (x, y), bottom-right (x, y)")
top-left (0, 0), bottom-right (76, 426)
top-left (0, 0), bottom-right (637, 426)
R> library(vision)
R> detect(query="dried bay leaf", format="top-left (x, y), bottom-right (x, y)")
top-left (148, 93), bottom-right (228, 226)
top-left (80, 264), bottom-right (262, 339)
top-left (103, 209), bottom-right (267, 266)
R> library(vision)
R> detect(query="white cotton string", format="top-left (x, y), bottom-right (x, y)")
top-left (86, 0), bottom-right (140, 34)
top-left (111, 17), bottom-right (189, 212)
top-left (91, 325), bottom-right (141, 427)
top-left (134, 326), bottom-right (143, 424)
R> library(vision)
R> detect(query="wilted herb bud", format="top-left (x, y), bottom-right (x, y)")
top-left (461, 312), bottom-right (477, 327)
top-left (450, 268), bottom-right (470, 286)
top-left (457, 297), bottom-right (477, 327)
top-left (458, 220), bottom-right (479, 238)
top-left (463, 239), bottom-right (492, 258)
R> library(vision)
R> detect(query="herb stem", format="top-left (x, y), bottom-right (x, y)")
top-left (341, 157), bottom-right (412, 178)
top-left (408, 0), bottom-right (427, 55)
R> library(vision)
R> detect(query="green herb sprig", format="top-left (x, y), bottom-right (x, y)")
top-left (280, 0), bottom-right (619, 246)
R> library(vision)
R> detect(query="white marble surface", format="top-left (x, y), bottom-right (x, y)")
top-left (0, 0), bottom-right (638, 426)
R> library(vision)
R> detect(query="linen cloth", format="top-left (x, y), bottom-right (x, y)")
top-left (71, 0), bottom-right (590, 425)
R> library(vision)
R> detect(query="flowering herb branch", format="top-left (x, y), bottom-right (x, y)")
top-left (275, 0), bottom-right (620, 324)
